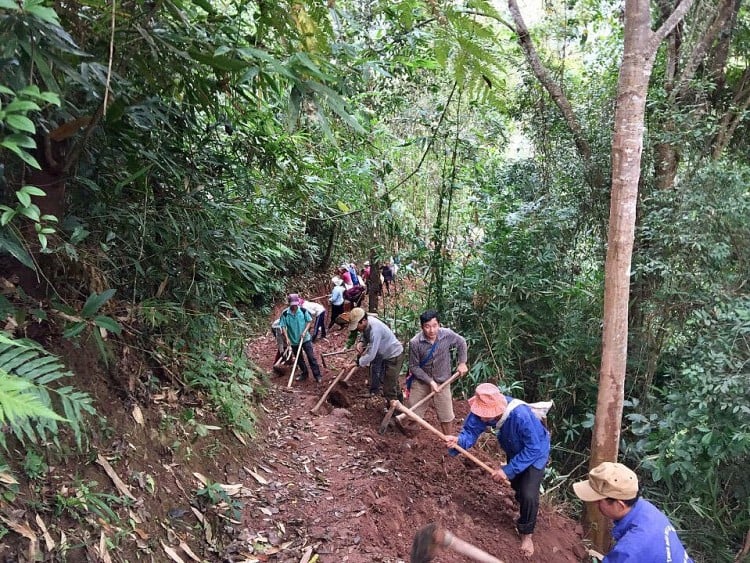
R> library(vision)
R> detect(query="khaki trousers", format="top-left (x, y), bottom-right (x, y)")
top-left (407, 379), bottom-right (454, 423)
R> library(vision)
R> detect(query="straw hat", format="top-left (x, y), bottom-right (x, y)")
top-left (467, 383), bottom-right (507, 418)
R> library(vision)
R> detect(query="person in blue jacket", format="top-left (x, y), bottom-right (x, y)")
top-left (444, 382), bottom-right (550, 558)
top-left (573, 462), bottom-right (694, 563)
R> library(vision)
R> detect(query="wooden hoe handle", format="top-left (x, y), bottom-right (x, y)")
top-left (397, 371), bottom-right (461, 421)
top-left (286, 326), bottom-right (310, 388)
top-left (436, 527), bottom-right (505, 563)
top-left (392, 401), bottom-right (496, 475)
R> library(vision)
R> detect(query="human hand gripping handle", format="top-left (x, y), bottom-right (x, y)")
top-left (491, 467), bottom-right (509, 485)
top-left (443, 433), bottom-right (509, 485)
top-left (393, 401), bottom-right (497, 476)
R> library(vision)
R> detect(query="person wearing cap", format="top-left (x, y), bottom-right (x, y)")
top-left (348, 308), bottom-right (405, 405)
top-left (444, 382), bottom-right (550, 558)
top-left (278, 294), bottom-right (322, 383)
top-left (407, 309), bottom-right (468, 436)
top-left (299, 298), bottom-right (326, 341)
top-left (328, 276), bottom-right (345, 329)
top-left (573, 462), bottom-right (694, 562)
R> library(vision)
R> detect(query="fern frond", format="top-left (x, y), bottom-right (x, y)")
top-left (0, 375), bottom-right (62, 423)
top-left (0, 337), bottom-right (96, 450)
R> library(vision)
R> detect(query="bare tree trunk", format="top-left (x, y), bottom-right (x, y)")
top-left (319, 224), bottom-right (337, 271)
top-left (367, 251), bottom-right (381, 313)
top-left (587, 0), bottom-right (694, 552)
top-left (503, 0), bottom-right (695, 548)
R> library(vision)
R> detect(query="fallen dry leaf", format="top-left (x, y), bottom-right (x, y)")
top-left (97, 531), bottom-right (113, 563)
top-left (132, 405), bottom-right (145, 425)
top-left (0, 471), bottom-right (18, 485)
top-left (245, 467), bottom-right (268, 485)
top-left (34, 514), bottom-right (54, 551)
top-left (161, 541), bottom-right (186, 563)
top-left (0, 515), bottom-right (38, 561)
top-left (232, 429), bottom-right (247, 445)
top-left (96, 454), bottom-right (136, 500)
top-left (179, 541), bottom-right (201, 562)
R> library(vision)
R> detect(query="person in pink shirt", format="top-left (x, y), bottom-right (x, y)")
top-left (339, 264), bottom-right (353, 288)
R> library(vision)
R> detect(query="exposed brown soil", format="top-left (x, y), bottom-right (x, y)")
top-left (243, 314), bottom-right (588, 563)
top-left (0, 290), bottom-right (587, 562)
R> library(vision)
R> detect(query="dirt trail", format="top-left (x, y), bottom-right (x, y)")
top-left (245, 318), bottom-right (588, 562)
top-left (0, 289), bottom-right (587, 562)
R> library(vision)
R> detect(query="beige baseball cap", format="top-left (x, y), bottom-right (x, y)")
top-left (348, 307), bottom-right (366, 331)
top-left (573, 462), bottom-right (639, 501)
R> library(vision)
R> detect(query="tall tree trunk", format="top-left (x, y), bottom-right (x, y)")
top-left (319, 223), bottom-right (337, 271)
top-left (367, 251), bottom-right (381, 313)
top-left (587, 0), bottom-right (693, 552)
top-left (503, 1), bottom-right (693, 549)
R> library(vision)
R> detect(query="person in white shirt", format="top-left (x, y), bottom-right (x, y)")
top-left (299, 298), bottom-right (326, 341)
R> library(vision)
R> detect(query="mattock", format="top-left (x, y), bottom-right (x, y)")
top-left (411, 522), bottom-right (504, 563)
top-left (310, 366), bottom-right (357, 414)
top-left (391, 400), bottom-right (500, 477)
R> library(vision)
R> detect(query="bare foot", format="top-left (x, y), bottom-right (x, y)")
top-left (520, 534), bottom-right (534, 558)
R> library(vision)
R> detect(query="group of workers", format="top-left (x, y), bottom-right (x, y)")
top-left (274, 258), bottom-right (399, 381)
top-left (273, 268), bottom-right (693, 561)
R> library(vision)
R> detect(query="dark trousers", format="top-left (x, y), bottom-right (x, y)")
top-left (311, 313), bottom-right (326, 340)
top-left (510, 465), bottom-right (545, 535)
top-left (293, 340), bottom-right (322, 380)
top-left (383, 278), bottom-right (393, 294)
top-left (369, 357), bottom-right (385, 393)
top-left (382, 351), bottom-right (405, 402)
top-left (328, 303), bottom-right (344, 328)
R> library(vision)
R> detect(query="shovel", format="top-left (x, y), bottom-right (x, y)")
top-left (411, 523), bottom-right (504, 563)
top-left (391, 401), bottom-right (498, 476)
top-left (379, 371), bottom-right (461, 435)
top-left (310, 366), bottom-right (357, 414)
top-left (286, 326), bottom-right (310, 388)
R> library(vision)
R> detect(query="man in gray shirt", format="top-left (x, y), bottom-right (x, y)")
top-left (408, 309), bottom-right (468, 436)
top-left (348, 308), bottom-right (405, 407)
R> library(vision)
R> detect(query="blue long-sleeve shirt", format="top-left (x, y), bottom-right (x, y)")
top-left (451, 395), bottom-right (550, 480)
top-left (604, 498), bottom-right (693, 563)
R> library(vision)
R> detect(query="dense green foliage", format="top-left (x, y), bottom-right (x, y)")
top-left (1, 0), bottom-right (749, 560)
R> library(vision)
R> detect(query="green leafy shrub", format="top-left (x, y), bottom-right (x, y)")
top-left (625, 297), bottom-right (750, 559)
top-left (182, 341), bottom-right (264, 436)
